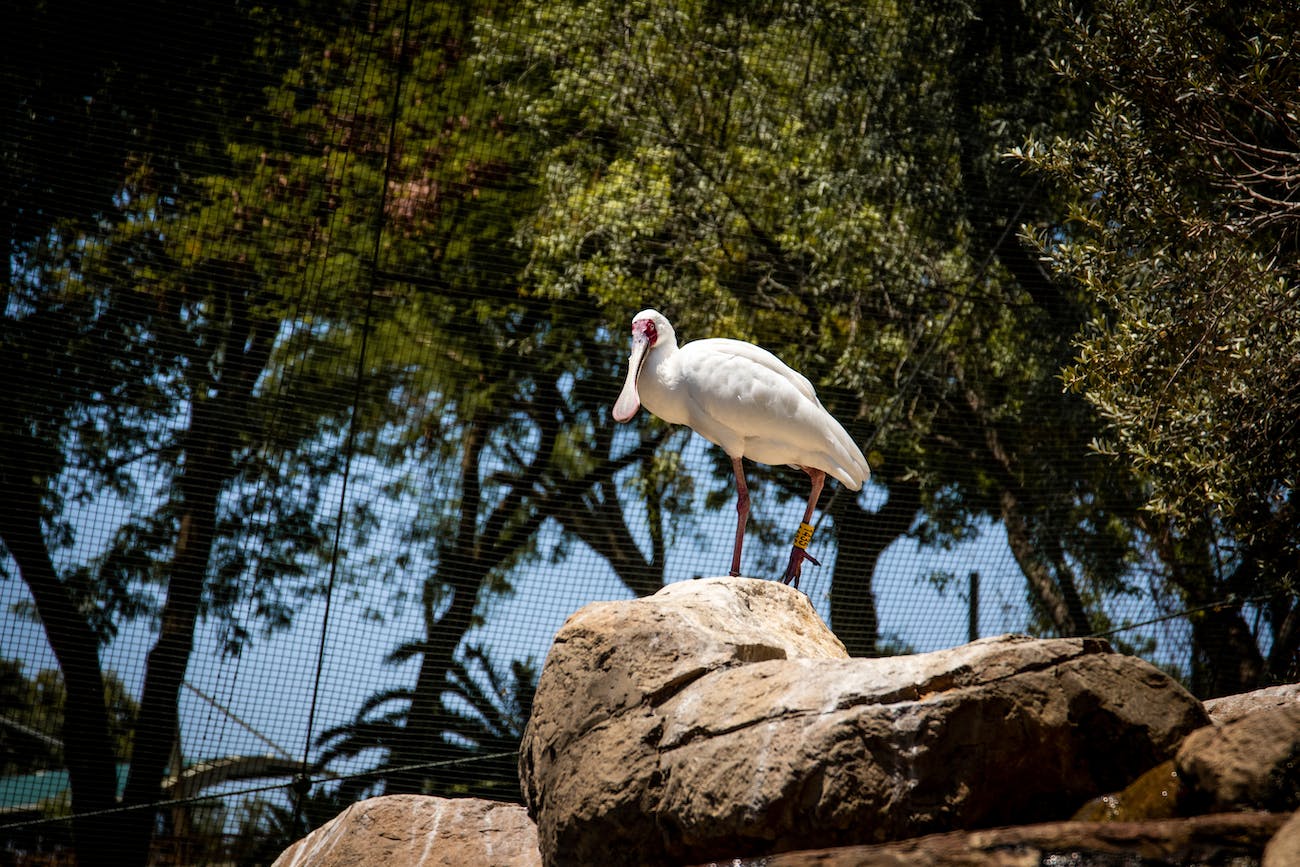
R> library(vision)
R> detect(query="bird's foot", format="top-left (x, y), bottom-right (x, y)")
top-left (780, 547), bottom-right (821, 590)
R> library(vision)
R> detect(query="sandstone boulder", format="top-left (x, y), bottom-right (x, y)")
top-left (1203, 682), bottom-right (1300, 724)
top-left (270, 794), bottom-right (541, 867)
top-left (1263, 809), bottom-right (1300, 867)
top-left (705, 813), bottom-right (1290, 867)
top-left (1176, 702), bottom-right (1300, 813)
top-left (520, 577), bottom-right (1209, 866)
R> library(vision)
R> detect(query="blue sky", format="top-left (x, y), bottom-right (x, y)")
top-left (0, 432), bottom-right (1191, 828)
top-left (0, 466), bottom-right (1034, 767)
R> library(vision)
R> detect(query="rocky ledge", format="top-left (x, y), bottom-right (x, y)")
top-left (275, 577), bottom-right (1300, 866)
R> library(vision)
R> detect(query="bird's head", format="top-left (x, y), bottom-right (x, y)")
top-left (613, 309), bottom-right (675, 422)
top-left (629, 308), bottom-right (675, 349)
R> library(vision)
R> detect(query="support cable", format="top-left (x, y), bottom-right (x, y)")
top-left (296, 0), bottom-right (419, 813)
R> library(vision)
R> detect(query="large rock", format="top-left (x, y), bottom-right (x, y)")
top-left (1264, 809), bottom-right (1300, 867)
top-left (1203, 682), bottom-right (1300, 724)
top-left (270, 795), bottom-right (541, 867)
top-left (520, 577), bottom-right (1209, 866)
top-left (1073, 683), bottom-right (1300, 825)
top-left (1176, 702), bottom-right (1300, 813)
top-left (705, 813), bottom-right (1290, 866)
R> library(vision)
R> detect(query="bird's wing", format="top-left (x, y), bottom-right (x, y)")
top-left (687, 338), bottom-right (819, 403)
top-left (673, 339), bottom-right (869, 489)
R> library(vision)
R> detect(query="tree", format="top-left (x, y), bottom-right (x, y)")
top-left (1016, 0), bottom-right (1300, 693)
top-left (8, 0), bottom-right (681, 834)
top-left (287, 0), bottom-right (682, 797)
top-left (3, 5), bottom-right (289, 862)
top-left (316, 645), bottom-right (536, 801)
top-left (482, 0), bottom-right (1134, 655)
top-left (2, 3), bottom-right (408, 862)
top-left (1, 2), bottom-right (692, 857)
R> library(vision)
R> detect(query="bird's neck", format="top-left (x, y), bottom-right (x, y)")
top-left (637, 343), bottom-right (686, 421)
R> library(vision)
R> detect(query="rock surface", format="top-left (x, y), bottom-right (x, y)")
top-left (1071, 759), bottom-right (1188, 822)
top-left (1264, 809), bottom-right (1300, 867)
top-left (270, 794), bottom-right (541, 867)
top-left (1073, 690), bottom-right (1300, 828)
top-left (1203, 682), bottom-right (1300, 723)
top-left (1176, 702), bottom-right (1300, 814)
top-left (520, 577), bottom-right (1210, 865)
top-left (707, 812), bottom-right (1291, 867)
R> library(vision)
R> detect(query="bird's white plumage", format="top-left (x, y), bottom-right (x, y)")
top-left (613, 308), bottom-right (869, 585)
top-left (614, 309), bottom-right (869, 490)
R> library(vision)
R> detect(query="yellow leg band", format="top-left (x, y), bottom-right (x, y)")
top-left (793, 522), bottom-right (815, 550)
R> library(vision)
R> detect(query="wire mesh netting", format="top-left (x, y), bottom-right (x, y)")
top-left (3, 1), bottom-right (1297, 865)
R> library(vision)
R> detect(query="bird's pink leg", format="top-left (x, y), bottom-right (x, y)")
top-left (729, 457), bottom-right (749, 577)
top-left (782, 468), bottom-right (826, 588)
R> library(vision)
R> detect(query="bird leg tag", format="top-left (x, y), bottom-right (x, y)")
top-left (793, 522), bottom-right (815, 550)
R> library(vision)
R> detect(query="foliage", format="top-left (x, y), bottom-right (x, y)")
top-left (276, 0), bottom-right (680, 796)
top-left (1017, 0), bottom-right (1299, 689)
top-left (6, 5), bottom-right (1297, 865)
top-left (479, 0), bottom-right (1136, 650)
top-left (315, 644), bottom-right (537, 802)
top-left (1, 1), bottom-right (496, 860)
top-left (0, 661), bottom-right (137, 776)
top-left (4, 0), bottom-right (681, 853)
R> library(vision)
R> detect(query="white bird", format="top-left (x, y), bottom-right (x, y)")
top-left (612, 308), bottom-right (869, 587)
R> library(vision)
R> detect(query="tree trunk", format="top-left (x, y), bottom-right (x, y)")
top-left (999, 488), bottom-right (1091, 637)
top-left (118, 292), bottom-right (269, 865)
top-left (386, 549), bottom-right (486, 795)
top-left (117, 512), bottom-right (213, 859)
top-left (830, 479), bottom-right (920, 657)
top-left (955, 379), bottom-right (1092, 639)
top-left (1, 478), bottom-right (119, 867)
top-left (387, 414), bottom-right (550, 793)
top-left (1267, 600), bottom-right (1300, 684)
top-left (1189, 604), bottom-right (1265, 698)
top-left (1137, 514), bottom-right (1267, 698)
top-left (389, 412), bottom-right (484, 794)
top-left (117, 417), bottom-right (229, 864)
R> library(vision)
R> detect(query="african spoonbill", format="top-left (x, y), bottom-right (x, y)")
top-left (613, 308), bottom-right (869, 587)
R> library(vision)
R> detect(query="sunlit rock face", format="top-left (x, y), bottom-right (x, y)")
top-left (270, 795), bottom-right (541, 867)
top-left (519, 576), bottom-right (1209, 866)
top-left (269, 587), bottom-right (1299, 867)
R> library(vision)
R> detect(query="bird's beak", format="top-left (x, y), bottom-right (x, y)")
top-left (612, 332), bottom-right (650, 423)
